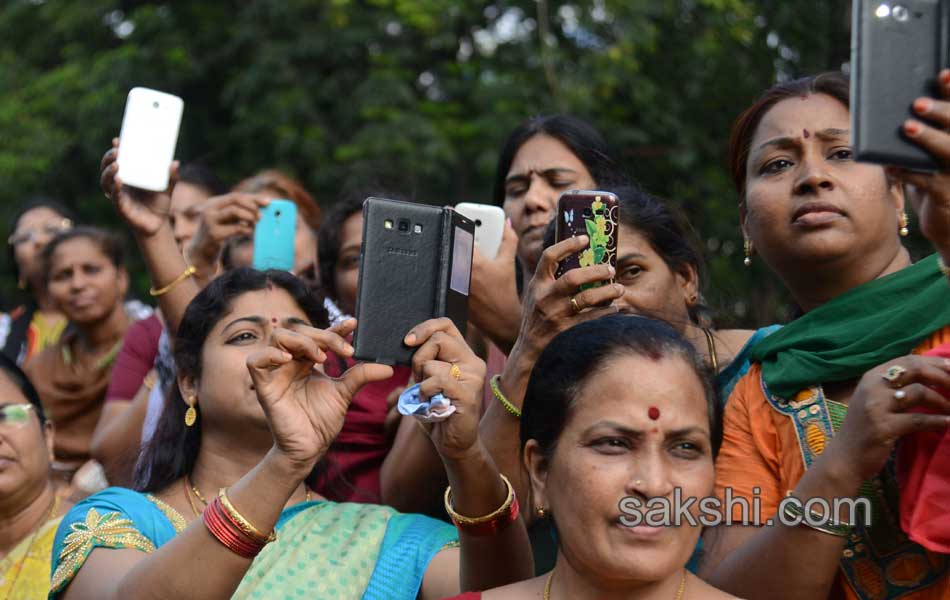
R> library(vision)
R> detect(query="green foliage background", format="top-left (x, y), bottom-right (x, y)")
top-left (0, 0), bottom-right (885, 326)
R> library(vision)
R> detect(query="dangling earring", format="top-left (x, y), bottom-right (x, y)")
top-left (184, 394), bottom-right (198, 427)
top-left (899, 211), bottom-right (909, 237)
top-left (743, 239), bottom-right (753, 267)
top-left (16, 278), bottom-right (26, 290)
top-left (536, 506), bottom-right (547, 519)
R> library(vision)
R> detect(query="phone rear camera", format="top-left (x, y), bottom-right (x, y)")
top-left (475, 219), bottom-right (483, 227)
top-left (398, 219), bottom-right (410, 232)
top-left (152, 101), bottom-right (160, 108)
top-left (275, 210), bottom-right (281, 217)
top-left (892, 4), bottom-right (909, 21)
top-left (582, 208), bottom-right (594, 218)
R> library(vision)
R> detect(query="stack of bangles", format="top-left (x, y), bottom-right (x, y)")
top-left (444, 474), bottom-right (520, 536)
top-left (781, 495), bottom-right (853, 537)
top-left (490, 375), bottom-right (521, 418)
top-left (203, 488), bottom-right (277, 559)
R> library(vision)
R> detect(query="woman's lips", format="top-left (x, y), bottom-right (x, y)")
top-left (792, 202), bottom-right (846, 227)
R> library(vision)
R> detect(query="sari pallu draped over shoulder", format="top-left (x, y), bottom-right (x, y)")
top-left (49, 487), bottom-right (457, 600)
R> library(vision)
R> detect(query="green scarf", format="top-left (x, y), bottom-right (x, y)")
top-left (749, 254), bottom-right (950, 399)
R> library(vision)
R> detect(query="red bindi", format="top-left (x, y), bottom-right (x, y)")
top-left (271, 318), bottom-right (278, 324)
top-left (803, 128), bottom-right (810, 138)
top-left (648, 406), bottom-right (660, 420)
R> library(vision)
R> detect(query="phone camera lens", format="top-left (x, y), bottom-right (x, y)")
top-left (475, 219), bottom-right (482, 227)
top-left (892, 4), bottom-right (909, 21)
top-left (152, 101), bottom-right (160, 108)
top-left (398, 219), bottom-right (410, 232)
top-left (275, 210), bottom-right (281, 217)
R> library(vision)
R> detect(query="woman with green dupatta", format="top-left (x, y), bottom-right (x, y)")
top-left (47, 147), bottom-right (533, 600)
top-left (699, 71), bottom-right (950, 600)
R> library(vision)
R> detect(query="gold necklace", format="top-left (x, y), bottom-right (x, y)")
top-left (184, 478), bottom-right (203, 518)
top-left (701, 327), bottom-right (720, 373)
top-left (188, 476), bottom-right (208, 506)
top-left (543, 569), bottom-right (687, 600)
top-left (2, 492), bottom-right (59, 600)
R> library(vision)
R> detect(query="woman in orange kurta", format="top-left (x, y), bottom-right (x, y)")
top-left (699, 70), bottom-right (950, 600)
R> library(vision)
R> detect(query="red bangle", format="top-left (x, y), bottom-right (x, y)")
top-left (444, 474), bottom-right (521, 536)
top-left (202, 497), bottom-right (266, 559)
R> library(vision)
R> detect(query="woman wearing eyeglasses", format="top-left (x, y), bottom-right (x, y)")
top-left (0, 198), bottom-right (76, 366)
top-left (0, 353), bottom-right (73, 599)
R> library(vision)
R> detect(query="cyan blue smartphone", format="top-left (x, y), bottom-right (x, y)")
top-left (252, 199), bottom-right (297, 271)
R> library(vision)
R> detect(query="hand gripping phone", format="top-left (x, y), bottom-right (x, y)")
top-left (554, 190), bottom-right (619, 289)
top-left (116, 87), bottom-right (184, 191)
top-left (353, 198), bottom-right (475, 365)
top-left (851, 0), bottom-right (950, 170)
top-left (252, 199), bottom-right (297, 271)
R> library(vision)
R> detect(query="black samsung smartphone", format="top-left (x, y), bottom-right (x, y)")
top-left (352, 198), bottom-right (474, 366)
top-left (851, 0), bottom-right (950, 170)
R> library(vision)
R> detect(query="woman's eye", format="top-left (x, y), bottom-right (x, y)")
top-left (506, 186), bottom-right (527, 198)
top-left (761, 159), bottom-right (792, 175)
top-left (670, 441), bottom-right (704, 459)
top-left (227, 332), bottom-right (258, 344)
top-left (830, 148), bottom-right (854, 161)
top-left (593, 437), bottom-right (631, 452)
top-left (549, 179), bottom-right (573, 189)
top-left (619, 265), bottom-right (643, 280)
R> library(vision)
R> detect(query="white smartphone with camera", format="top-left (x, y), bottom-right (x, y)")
top-left (116, 87), bottom-right (184, 192)
top-left (455, 203), bottom-right (506, 259)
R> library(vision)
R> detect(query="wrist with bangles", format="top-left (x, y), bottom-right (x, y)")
top-left (149, 263), bottom-right (197, 297)
top-left (444, 474), bottom-right (520, 536)
top-left (781, 493), bottom-right (854, 537)
top-left (202, 487), bottom-right (277, 558)
top-left (490, 375), bottom-right (522, 418)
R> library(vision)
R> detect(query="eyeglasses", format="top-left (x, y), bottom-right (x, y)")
top-left (0, 403), bottom-right (34, 428)
top-left (8, 219), bottom-right (74, 246)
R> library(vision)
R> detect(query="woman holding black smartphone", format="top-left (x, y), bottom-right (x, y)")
top-left (699, 70), bottom-right (950, 600)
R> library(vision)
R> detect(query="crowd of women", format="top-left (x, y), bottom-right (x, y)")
top-left (0, 65), bottom-right (948, 600)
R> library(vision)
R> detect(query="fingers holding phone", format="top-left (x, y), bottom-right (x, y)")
top-left (185, 193), bottom-right (270, 270)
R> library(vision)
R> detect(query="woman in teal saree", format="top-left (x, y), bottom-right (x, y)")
top-left (47, 148), bottom-right (533, 600)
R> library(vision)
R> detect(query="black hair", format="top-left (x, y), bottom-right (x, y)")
top-left (0, 351), bottom-right (45, 423)
top-left (541, 184), bottom-right (711, 327)
top-left (491, 114), bottom-right (626, 206)
top-left (177, 163), bottom-right (229, 197)
top-left (521, 314), bottom-right (722, 462)
top-left (317, 187), bottom-right (411, 303)
top-left (42, 226), bottom-right (126, 284)
top-left (133, 268), bottom-right (329, 493)
top-left (7, 196), bottom-right (77, 287)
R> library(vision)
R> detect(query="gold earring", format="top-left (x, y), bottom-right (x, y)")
top-left (536, 506), bottom-right (547, 519)
top-left (184, 394), bottom-right (197, 427)
top-left (899, 211), bottom-right (909, 237)
top-left (743, 239), bottom-right (753, 267)
top-left (16, 278), bottom-right (26, 290)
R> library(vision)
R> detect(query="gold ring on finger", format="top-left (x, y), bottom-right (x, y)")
top-left (570, 297), bottom-right (581, 314)
top-left (449, 363), bottom-right (462, 380)
top-left (883, 365), bottom-right (908, 388)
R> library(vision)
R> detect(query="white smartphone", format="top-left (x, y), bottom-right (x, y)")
top-left (455, 203), bottom-right (506, 259)
top-left (116, 87), bottom-right (184, 192)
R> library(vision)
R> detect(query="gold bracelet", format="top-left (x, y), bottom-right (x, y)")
top-left (149, 264), bottom-right (197, 297)
top-left (217, 488), bottom-right (277, 543)
top-left (490, 375), bottom-right (522, 418)
top-left (143, 372), bottom-right (157, 391)
top-left (444, 474), bottom-right (515, 526)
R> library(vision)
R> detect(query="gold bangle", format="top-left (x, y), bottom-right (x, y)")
top-left (490, 375), bottom-right (521, 418)
top-left (444, 474), bottom-right (515, 526)
top-left (217, 488), bottom-right (277, 543)
top-left (143, 372), bottom-right (157, 391)
top-left (149, 264), bottom-right (197, 297)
